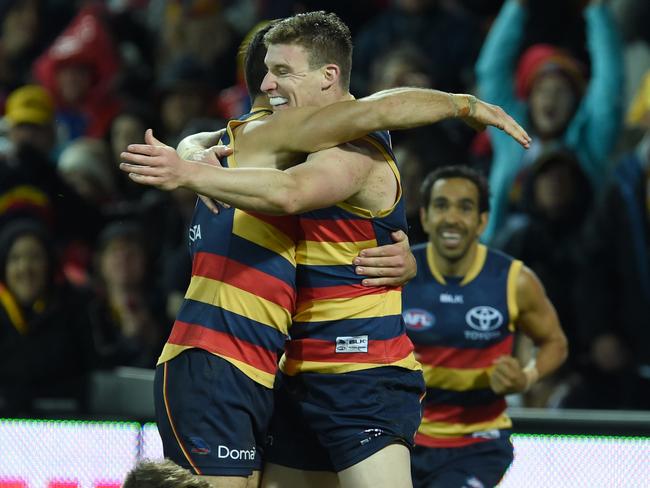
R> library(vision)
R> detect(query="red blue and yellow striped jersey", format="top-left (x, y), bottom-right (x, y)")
top-left (403, 243), bottom-right (522, 447)
top-left (158, 108), bottom-right (299, 388)
top-left (280, 131), bottom-right (421, 376)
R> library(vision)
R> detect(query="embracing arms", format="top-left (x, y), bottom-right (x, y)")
top-left (177, 88), bottom-right (530, 163)
top-left (269, 89), bottom-right (530, 153)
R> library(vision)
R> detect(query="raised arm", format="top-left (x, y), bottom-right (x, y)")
top-left (570, 0), bottom-right (623, 178)
top-left (475, 0), bottom-right (527, 111)
top-left (489, 265), bottom-right (568, 395)
top-left (174, 89), bottom-right (530, 165)
top-left (253, 89), bottom-right (530, 156)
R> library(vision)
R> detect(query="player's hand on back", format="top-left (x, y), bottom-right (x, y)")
top-left (186, 140), bottom-right (233, 214)
top-left (354, 230), bottom-right (417, 287)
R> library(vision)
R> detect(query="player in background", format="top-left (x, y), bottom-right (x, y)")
top-left (403, 165), bottom-right (567, 488)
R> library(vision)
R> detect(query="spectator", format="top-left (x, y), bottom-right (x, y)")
top-left (108, 103), bottom-right (157, 203)
top-left (368, 44), bottom-right (434, 94)
top-left (86, 221), bottom-right (166, 370)
top-left (155, 56), bottom-right (218, 147)
top-left (150, 0), bottom-right (237, 91)
top-left (0, 85), bottom-right (102, 255)
top-left (0, 219), bottom-right (90, 417)
top-left (476, 0), bottom-right (623, 241)
top-left (0, 0), bottom-right (44, 102)
top-left (57, 137), bottom-right (117, 214)
top-left (2, 83), bottom-right (56, 158)
top-left (352, 0), bottom-right (482, 95)
top-left (33, 4), bottom-right (122, 142)
top-left (566, 71), bottom-right (650, 410)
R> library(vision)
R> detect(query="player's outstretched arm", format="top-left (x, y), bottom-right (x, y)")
top-left (169, 90), bottom-right (530, 177)
top-left (489, 266), bottom-right (568, 395)
top-left (121, 131), bottom-right (373, 215)
top-left (264, 88), bottom-right (531, 156)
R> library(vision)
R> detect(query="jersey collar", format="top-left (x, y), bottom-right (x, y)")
top-left (426, 242), bottom-right (487, 286)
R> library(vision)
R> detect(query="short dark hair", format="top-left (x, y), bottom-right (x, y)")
top-left (420, 165), bottom-right (490, 213)
top-left (264, 11), bottom-right (352, 90)
top-left (123, 460), bottom-right (211, 488)
top-left (243, 20), bottom-right (279, 99)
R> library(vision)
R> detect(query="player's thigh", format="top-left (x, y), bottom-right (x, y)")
top-left (246, 470), bottom-right (262, 488)
top-left (199, 471), bottom-right (261, 488)
top-left (293, 367), bottom-right (424, 473)
top-left (337, 443), bottom-right (412, 488)
top-left (412, 439), bottom-right (513, 488)
top-left (265, 374), bottom-right (336, 473)
top-left (154, 350), bottom-right (272, 477)
top-left (262, 463), bottom-right (339, 488)
top-left (200, 474), bottom-right (248, 488)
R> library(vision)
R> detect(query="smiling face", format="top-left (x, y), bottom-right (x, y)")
top-left (5, 234), bottom-right (49, 306)
top-left (529, 72), bottom-right (576, 139)
top-left (420, 177), bottom-right (487, 268)
top-left (261, 43), bottom-right (330, 110)
top-left (99, 237), bottom-right (146, 289)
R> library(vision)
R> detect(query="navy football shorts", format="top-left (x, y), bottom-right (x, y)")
top-left (411, 434), bottom-right (514, 488)
top-left (266, 367), bottom-right (425, 472)
top-left (154, 349), bottom-right (273, 476)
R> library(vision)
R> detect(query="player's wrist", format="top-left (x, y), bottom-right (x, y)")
top-left (523, 363), bottom-right (539, 392)
top-left (449, 94), bottom-right (477, 118)
top-left (178, 145), bottom-right (203, 161)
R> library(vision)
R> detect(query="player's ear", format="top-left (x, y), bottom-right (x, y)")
top-left (477, 211), bottom-right (489, 236)
top-left (321, 64), bottom-right (340, 90)
top-left (419, 207), bottom-right (430, 234)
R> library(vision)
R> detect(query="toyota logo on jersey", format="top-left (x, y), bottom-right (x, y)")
top-left (465, 306), bottom-right (503, 331)
top-left (403, 309), bottom-right (435, 331)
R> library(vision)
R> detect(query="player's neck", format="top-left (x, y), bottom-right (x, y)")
top-left (252, 95), bottom-right (272, 110)
top-left (320, 88), bottom-right (352, 107)
top-left (433, 243), bottom-right (479, 278)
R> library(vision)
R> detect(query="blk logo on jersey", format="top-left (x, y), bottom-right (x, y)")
top-left (440, 293), bottom-right (464, 304)
top-left (403, 309), bottom-right (435, 331)
top-left (336, 335), bottom-right (368, 353)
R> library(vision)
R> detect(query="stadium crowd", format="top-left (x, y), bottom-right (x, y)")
top-left (0, 0), bottom-right (649, 419)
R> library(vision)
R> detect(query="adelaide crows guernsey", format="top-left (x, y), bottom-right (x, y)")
top-left (158, 108), bottom-right (299, 388)
top-left (280, 131), bottom-right (420, 376)
top-left (403, 243), bottom-right (522, 447)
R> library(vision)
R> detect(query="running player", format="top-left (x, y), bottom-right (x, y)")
top-left (403, 166), bottom-right (568, 488)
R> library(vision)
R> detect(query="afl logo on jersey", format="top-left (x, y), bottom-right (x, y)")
top-left (465, 306), bottom-right (503, 331)
top-left (403, 309), bottom-right (435, 331)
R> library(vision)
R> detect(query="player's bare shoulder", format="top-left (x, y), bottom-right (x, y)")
top-left (232, 116), bottom-right (303, 169)
top-left (336, 137), bottom-right (398, 212)
top-left (515, 264), bottom-right (554, 320)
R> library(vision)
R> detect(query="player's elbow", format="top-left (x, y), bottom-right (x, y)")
top-left (265, 191), bottom-right (305, 215)
top-left (358, 97), bottom-right (400, 130)
top-left (552, 330), bottom-right (569, 367)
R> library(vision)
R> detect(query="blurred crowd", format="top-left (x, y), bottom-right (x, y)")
top-left (0, 0), bottom-right (649, 418)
